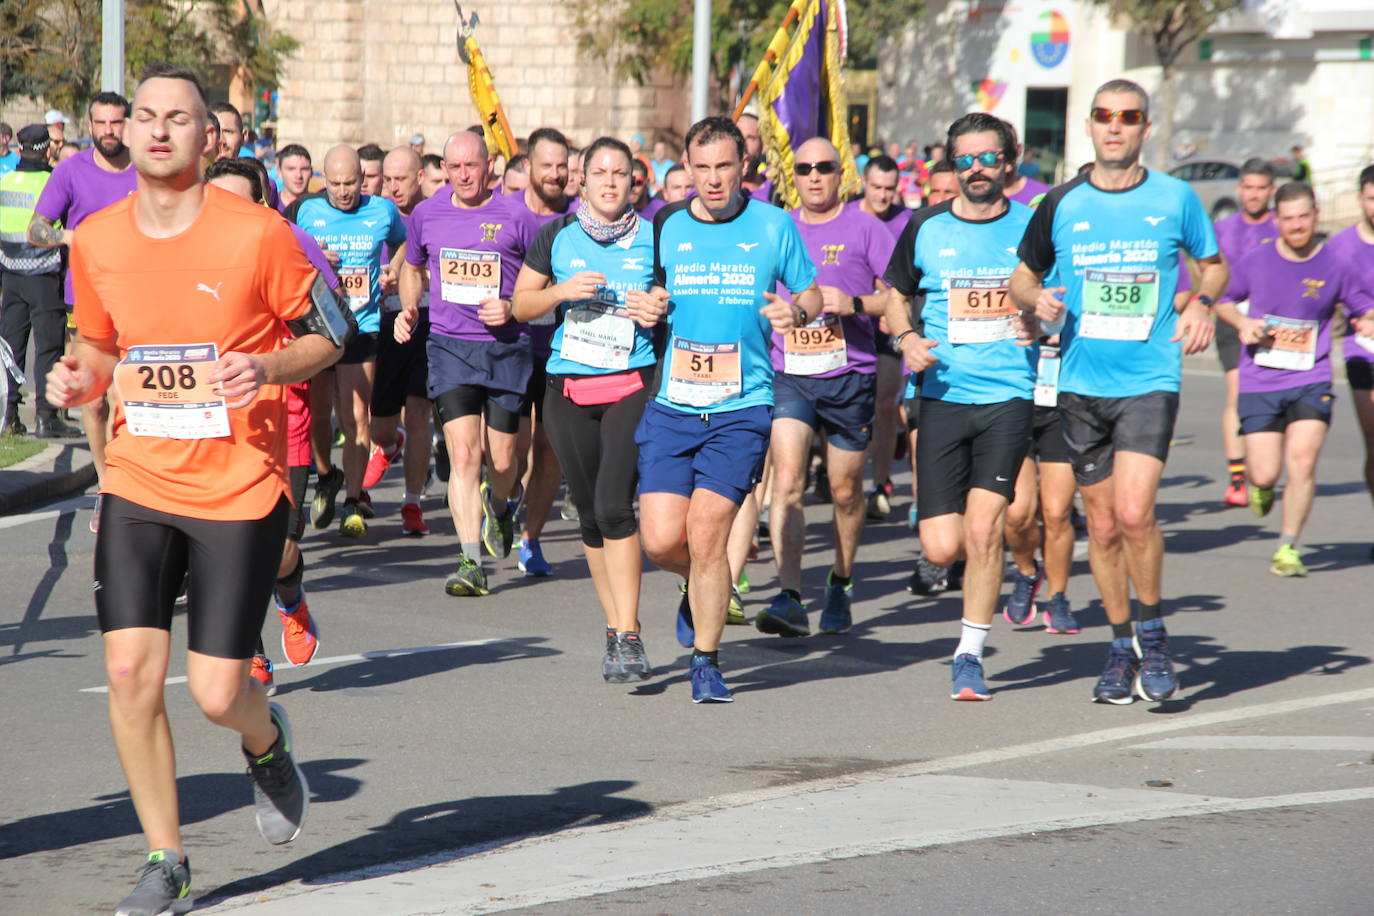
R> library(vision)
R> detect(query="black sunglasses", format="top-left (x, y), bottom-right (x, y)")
top-left (795, 161), bottom-right (839, 176)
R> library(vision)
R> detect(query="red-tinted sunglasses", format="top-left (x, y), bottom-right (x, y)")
top-left (1090, 108), bottom-right (1146, 126)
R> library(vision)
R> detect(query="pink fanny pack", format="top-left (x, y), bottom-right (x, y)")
top-left (563, 371), bottom-right (645, 406)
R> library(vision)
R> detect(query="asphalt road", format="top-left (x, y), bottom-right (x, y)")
top-left (1, 369), bottom-right (1372, 915)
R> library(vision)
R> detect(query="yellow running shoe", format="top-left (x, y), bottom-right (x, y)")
top-left (1249, 484), bottom-right (1275, 518)
top-left (1269, 543), bottom-right (1307, 577)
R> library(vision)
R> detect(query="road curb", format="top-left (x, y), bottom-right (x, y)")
top-left (0, 441), bottom-right (96, 515)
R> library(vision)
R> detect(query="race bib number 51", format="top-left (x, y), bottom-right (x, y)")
top-left (665, 338), bottom-right (742, 407)
top-left (113, 343), bottom-right (230, 439)
top-left (1255, 314), bottom-right (1318, 371)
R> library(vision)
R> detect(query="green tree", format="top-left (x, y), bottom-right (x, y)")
top-left (563, 0), bottom-right (921, 113)
top-left (1089, 0), bottom-right (1244, 168)
top-left (1, 0), bottom-right (296, 125)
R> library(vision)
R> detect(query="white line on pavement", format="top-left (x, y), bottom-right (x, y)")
top-left (1129, 735), bottom-right (1374, 752)
top-left (77, 638), bottom-right (518, 694)
top-left (212, 685), bottom-right (1374, 914)
top-left (219, 779), bottom-right (1374, 915)
top-left (0, 495), bottom-right (94, 530)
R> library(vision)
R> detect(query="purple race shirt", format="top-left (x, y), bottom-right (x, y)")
top-left (1213, 211), bottom-right (1276, 264)
top-left (1327, 225), bottom-right (1374, 363)
top-left (770, 205), bottom-right (895, 377)
top-left (1008, 176), bottom-right (1050, 207)
top-left (33, 148), bottom-right (138, 302)
top-left (513, 191), bottom-right (575, 356)
top-left (844, 198), bottom-right (910, 240)
top-left (1223, 242), bottom-right (1374, 393)
top-left (405, 189), bottom-right (531, 343)
top-left (289, 223), bottom-right (339, 289)
top-left (639, 196), bottom-right (668, 222)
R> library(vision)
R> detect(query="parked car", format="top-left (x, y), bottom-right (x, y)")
top-left (1170, 158), bottom-right (1297, 221)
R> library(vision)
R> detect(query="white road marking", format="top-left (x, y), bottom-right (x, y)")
top-left (218, 778), bottom-right (1374, 915)
top-left (78, 638), bottom-right (517, 693)
top-left (212, 686), bottom-right (1374, 914)
top-left (0, 495), bottom-right (94, 529)
top-left (1130, 735), bottom-right (1374, 752)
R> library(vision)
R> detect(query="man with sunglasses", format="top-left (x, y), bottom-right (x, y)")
top-left (752, 138), bottom-right (895, 638)
top-left (882, 113), bottom-right (1038, 701)
top-left (1010, 79), bottom-right (1225, 705)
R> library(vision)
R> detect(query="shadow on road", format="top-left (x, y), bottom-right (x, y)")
top-left (279, 637), bottom-right (560, 695)
top-left (0, 758), bottom-right (365, 861)
top-left (198, 779), bottom-right (654, 908)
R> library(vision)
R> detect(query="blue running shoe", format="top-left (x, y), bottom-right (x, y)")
top-left (690, 655), bottom-right (733, 703)
top-left (517, 538), bottom-right (553, 577)
top-left (1134, 624), bottom-right (1178, 701)
top-left (755, 592), bottom-right (810, 637)
top-left (1003, 563), bottom-right (1043, 625)
top-left (1042, 592), bottom-right (1079, 634)
top-left (675, 582), bottom-right (695, 648)
top-left (602, 628), bottom-right (624, 683)
top-left (817, 571), bottom-right (852, 634)
top-left (1093, 644), bottom-right (1139, 705)
top-left (950, 653), bottom-right (992, 701)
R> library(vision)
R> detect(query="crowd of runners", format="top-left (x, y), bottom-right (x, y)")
top-left (2, 65), bottom-right (1372, 915)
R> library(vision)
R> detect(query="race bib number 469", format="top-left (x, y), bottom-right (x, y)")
top-left (113, 343), bottom-right (230, 439)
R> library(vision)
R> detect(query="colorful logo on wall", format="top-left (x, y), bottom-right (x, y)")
top-left (972, 78), bottom-right (1008, 111)
top-left (1031, 10), bottom-right (1070, 68)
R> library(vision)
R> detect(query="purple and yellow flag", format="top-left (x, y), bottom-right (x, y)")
top-left (755, 0), bottom-right (859, 209)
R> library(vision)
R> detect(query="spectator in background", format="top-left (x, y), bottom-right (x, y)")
top-left (503, 153), bottom-right (529, 194)
top-left (923, 158), bottom-right (958, 207)
top-left (410, 134), bottom-right (426, 156)
top-left (57, 142), bottom-right (82, 163)
top-left (853, 142), bottom-right (869, 173)
top-left (630, 159), bottom-right (651, 213)
top-left (1291, 144), bottom-right (1312, 184)
top-left (567, 146), bottom-right (583, 198)
top-left (358, 143), bottom-right (385, 195)
top-left (649, 139), bottom-right (675, 190)
top-left (277, 143), bottom-right (314, 210)
top-left (0, 123), bottom-right (17, 173)
top-left (209, 101), bottom-right (248, 160)
top-left (43, 110), bottom-right (69, 164)
top-left (661, 162), bottom-right (692, 203)
top-left (420, 153), bottom-right (445, 197)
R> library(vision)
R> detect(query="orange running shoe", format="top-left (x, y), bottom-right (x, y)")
top-left (278, 596), bottom-right (319, 666)
top-left (250, 654), bottom-right (277, 696)
top-left (1223, 479), bottom-right (1247, 507)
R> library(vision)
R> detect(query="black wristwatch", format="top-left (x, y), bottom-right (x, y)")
top-left (1194, 294), bottom-right (1215, 308)
top-left (852, 295), bottom-right (864, 315)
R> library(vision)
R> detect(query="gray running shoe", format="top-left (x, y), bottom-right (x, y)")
top-left (602, 628), bottom-right (623, 682)
top-left (617, 631), bottom-right (651, 681)
top-left (116, 849), bottom-right (192, 916)
top-left (245, 702), bottom-right (309, 845)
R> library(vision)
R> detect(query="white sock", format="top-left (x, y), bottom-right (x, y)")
top-left (403, 492), bottom-right (421, 506)
top-left (954, 619), bottom-right (992, 659)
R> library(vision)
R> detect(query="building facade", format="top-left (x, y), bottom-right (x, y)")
top-left (267, 0), bottom-right (692, 158)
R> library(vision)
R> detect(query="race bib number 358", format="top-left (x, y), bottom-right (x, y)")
top-left (113, 343), bottom-right (230, 439)
top-left (1080, 269), bottom-right (1159, 341)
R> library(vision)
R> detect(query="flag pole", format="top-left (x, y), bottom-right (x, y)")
top-left (456, 4), bottom-right (517, 161)
top-left (732, 0), bottom-right (806, 119)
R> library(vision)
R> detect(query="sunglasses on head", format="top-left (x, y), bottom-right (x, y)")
top-left (795, 160), bottom-right (839, 176)
top-left (632, 178), bottom-right (645, 186)
top-left (1090, 107), bottom-right (1147, 126)
top-left (952, 151), bottom-right (1002, 171)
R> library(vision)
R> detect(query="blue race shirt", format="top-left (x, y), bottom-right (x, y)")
top-left (294, 194), bottom-right (406, 334)
top-left (524, 212), bottom-right (658, 376)
top-left (885, 199), bottom-right (1036, 404)
top-left (0, 150), bottom-right (18, 174)
top-left (1017, 169), bottom-right (1218, 397)
top-left (652, 197), bottom-right (817, 413)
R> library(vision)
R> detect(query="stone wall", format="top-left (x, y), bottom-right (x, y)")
top-left (268, 0), bottom-right (691, 161)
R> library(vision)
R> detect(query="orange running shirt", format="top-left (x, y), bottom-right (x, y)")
top-left (72, 185), bottom-right (317, 521)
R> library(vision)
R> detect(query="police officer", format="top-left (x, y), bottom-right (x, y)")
top-left (0, 124), bottom-right (78, 437)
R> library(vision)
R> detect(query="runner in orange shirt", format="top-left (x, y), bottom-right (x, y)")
top-left (45, 64), bottom-right (348, 916)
